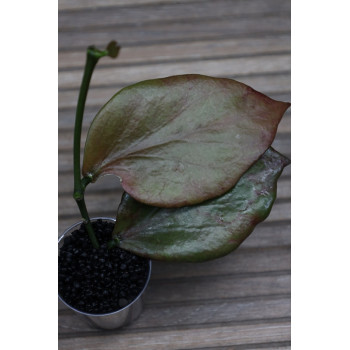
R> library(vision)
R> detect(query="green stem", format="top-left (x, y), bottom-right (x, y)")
top-left (73, 41), bottom-right (120, 249)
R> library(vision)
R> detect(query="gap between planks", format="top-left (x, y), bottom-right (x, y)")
top-left (58, 53), bottom-right (291, 89)
top-left (59, 292), bottom-right (291, 314)
top-left (59, 11), bottom-right (290, 34)
top-left (58, 0), bottom-right (289, 31)
top-left (60, 13), bottom-right (290, 34)
top-left (59, 31), bottom-right (291, 53)
top-left (181, 340), bottom-right (291, 350)
top-left (59, 298), bottom-right (290, 337)
top-left (58, 0), bottom-right (207, 11)
top-left (148, 246), bottom-right (291, 280)
top-left (59, 0), bottom-right (289, 16)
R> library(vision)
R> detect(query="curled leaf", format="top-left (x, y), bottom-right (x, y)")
top-left (113, 148), bottom-right (290, 262)
top-left (83, 74), bottom-right (290, 207)
top-left (106, 40), bottom-right (120, 58)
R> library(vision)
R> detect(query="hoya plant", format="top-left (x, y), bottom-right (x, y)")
top-left (72, 41), bottom-right (290, 262)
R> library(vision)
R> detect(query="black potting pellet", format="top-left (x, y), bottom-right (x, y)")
top-left (58, 220), bottom-right (149, 314)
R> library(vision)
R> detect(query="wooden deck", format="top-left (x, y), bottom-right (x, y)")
top-left (58, 0), bottom-right (291, 348)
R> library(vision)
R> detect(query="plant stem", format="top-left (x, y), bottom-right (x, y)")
top-left (73, 42), bottom-right (120, 249)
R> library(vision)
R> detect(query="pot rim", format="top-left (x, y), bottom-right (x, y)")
top-left (58, 216), bottom-right (152, 318)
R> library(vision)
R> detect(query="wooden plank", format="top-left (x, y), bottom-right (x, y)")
top-left (150, 246), bottom-right (290, 280)
top-left (59, 0), bottom-right (290, 30)
top-left (279, 112), bottom-right (291, 134)
top-left (59, 0), bottom-right (206, 11)
top-left (58, 320), bottom-right (291, 349)
top-left (58, 0), bottom-right (291, 347)
top-left (59, 35), bottom-right (290, 69)
top-left (265, 201), bottom-right (290, 222)
top-left (58, 74), bottom-right (290, 109)
top-left (58, 15), bottom-right (290, 50)
top-left (58, 189), bottom-right (123, 218)
top-left (144, 272), bottom-right (290, 304)
top-left (240, 220), bottom-right (290, 248)
top-left (59, 53), bottom-right (290, 89)
top-left (59, 294), bottom-right (290, 334)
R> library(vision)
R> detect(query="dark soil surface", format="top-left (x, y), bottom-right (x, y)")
top-left (58, 219), bottom-right (150, 314)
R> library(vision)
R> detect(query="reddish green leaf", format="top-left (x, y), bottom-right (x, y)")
top-left (113, 148), bottom-right (290, 262)
top-left (82, 74), bottom-right (290, 207)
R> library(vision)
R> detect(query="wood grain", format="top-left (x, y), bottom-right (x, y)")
top-left (59, 0), bottom-right (207, 11)
top-left (58, 0), bottom-right (291, 348)
top-left (59, 294), bottom-right (290, 334)
top-left (59, 0), bottom-right (290, 30)
top-left (59, 15), bottom-right (290, 51)
top-left (59, 54), bottom-right (290, 89)
top-left (58, 320), bottom-right (291, 349)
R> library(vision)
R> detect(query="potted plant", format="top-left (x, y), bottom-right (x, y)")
top-left (58, 41), bottom-right (290, 329)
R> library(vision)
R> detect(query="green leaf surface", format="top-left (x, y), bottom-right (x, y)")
top-left (113, 148), bottom-right (290, 262)
top-left (82, 74), bottom-right (290, 207)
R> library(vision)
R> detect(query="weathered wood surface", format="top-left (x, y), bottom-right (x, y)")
top-left (58, 0), bottom-right (291, 348)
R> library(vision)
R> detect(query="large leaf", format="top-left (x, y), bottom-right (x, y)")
top-left (82, 74), bottom-right (290, 207)
top-left (112, 148), bottom-right (290, 262)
